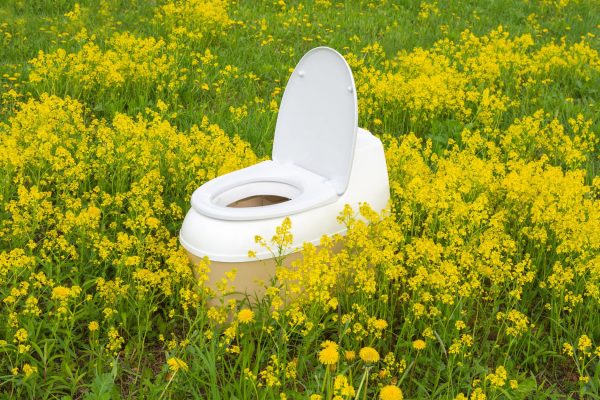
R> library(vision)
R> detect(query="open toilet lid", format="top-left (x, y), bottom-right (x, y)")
top-left (272, 47), bottom-right (358, 195)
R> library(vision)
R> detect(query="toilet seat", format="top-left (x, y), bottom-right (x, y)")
top-left (191, 161), bottom-right (337, 221)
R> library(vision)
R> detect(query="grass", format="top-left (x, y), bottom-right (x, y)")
top-left (0, 0), bottom-right (599, 399)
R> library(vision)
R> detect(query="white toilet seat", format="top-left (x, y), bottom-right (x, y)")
top-left (191, 160), bottom-right (337, 221)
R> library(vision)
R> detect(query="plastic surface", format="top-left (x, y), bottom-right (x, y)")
top-left (190, 160), bottom-right (337, 221)
top-left (180, 128), bottom-right (390, 262)
top-left (272, 47), bottom-right (358, 195)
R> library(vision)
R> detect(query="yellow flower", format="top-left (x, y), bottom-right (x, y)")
top-left (237, 308), bottom-right (254, 324)
top-left (318, 343), bottom-right (339, 365)
top-left (412, 339), bottom-right (426, 350)
top-left (51, 286), bottom-right (72, 301)
top-left (167, 357), bottom-right (189, 372)
top-left (345, 350), bottom-right (356, 361)
top-left (22, 363), bottom-right (38, 377)
top-left (13, 328), bottom-right (28, 343)
top-left (88, 321), bottom-right (99, 332)
top-left (380, 385), bottom-right (403, 400)
top-left (578, 335), bottom-right (592, 352)
top-left (486, 366), bottom-right (507, 387)
top-left (359, 346), bottom-right (380, 363)
top-left (321, 340), bottom-right (338, 350)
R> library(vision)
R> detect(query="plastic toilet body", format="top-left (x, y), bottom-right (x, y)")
top-left (179, 47), bottom-right (390, 300)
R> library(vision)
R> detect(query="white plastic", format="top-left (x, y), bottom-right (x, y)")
top-left (190, 160), bottom-right (337, 221)
top-left (272, 47), bottom-right (357, 195)
top-left (180, 128), bottom-right (390, 262)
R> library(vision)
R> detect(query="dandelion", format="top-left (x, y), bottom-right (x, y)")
top-left (380, 385), bottom-right (403, 400)
top-left (318, 342), bottom-right (339, 365)
top-left (344, 350), bottom-right (356, 361)
top-left (88, 321), bottom-right (99, 332)
top-left (237, 308), bottom-right (254, 324)
top-left (359, 346), bottom-right (380, 363)
top-left (167, 357), bottom-right (189, 372)
top-left (412, 339), bottom-right (426, 350)
top-left (320, 340), bottom-right (338, 350)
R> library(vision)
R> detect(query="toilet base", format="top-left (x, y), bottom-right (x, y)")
top-left (186, 251), bottom-right (303, 307)
top-left (185, 238), bottom-right (346, 308)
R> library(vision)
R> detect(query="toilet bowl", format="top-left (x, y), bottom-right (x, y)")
top-left (179, 47), bottom-right (390, 302)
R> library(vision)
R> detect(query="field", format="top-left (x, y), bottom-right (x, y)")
top-left (1, 0), bottom-right (599, 398)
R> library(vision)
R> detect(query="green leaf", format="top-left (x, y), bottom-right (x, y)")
top-left (83, 373), bottom-right (116, 400)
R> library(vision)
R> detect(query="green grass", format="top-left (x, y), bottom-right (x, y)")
top-left (0, 1), bottom-right (599, 399)
top-left (1, 0), bottom-right (598, 155)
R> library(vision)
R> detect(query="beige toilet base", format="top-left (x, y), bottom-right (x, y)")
top-left (186, 239), bottom-right (345, 308)
top-left (186, 252), bottom-right (303, 306)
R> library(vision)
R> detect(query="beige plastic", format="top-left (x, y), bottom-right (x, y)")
top-left (187, 242), bottom-right (344, 306)
top-left (187, 252), bottom-right (302, 306)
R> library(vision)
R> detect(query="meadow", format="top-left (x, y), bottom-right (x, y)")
top-left (0, 0), bottom-right (599, 398)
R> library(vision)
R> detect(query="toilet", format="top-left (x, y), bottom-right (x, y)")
top-left (179, 47), bottom-right (390, 302)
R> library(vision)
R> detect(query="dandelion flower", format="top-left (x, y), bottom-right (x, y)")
top-left (380, 385), bottom-right (403, 400)
top-left (359, 346), bottom-right (380, 363)
top-left (88, 321), bottom-right (99, 332)
top-left (345, 350), bottom-right (356, 361)
top-left (237, 308), bottom-right (254, 324)
top-left (412, 339), bottom-right (426, 350)
top-left (318, 343), bottom-right (339, 365)
top-left (320, 340), bottom-right (338, 350)
top-left (167, 357), bottom-right (189, 372)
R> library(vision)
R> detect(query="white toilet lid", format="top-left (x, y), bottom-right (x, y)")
top-left (272, 47), bottom-right (358, 195)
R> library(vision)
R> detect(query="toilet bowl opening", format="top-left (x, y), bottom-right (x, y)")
top-left (212, 181), bottom-right (301, 208)
top-left (227, 195), bottom-right (290, 208)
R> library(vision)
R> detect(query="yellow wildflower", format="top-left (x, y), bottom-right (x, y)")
top-left (380, 385), bottom-right (403, 400)
top-left (413, 339), bottom-right (426, 350)
top-left (237, 308), bottom-right (254, 324)
top-left (22, 363), bottom-right (37, 377)
top-left (167, 357), bottom-right (189, 372)
top-left (318, 343), bottom-right (339, 365)
top-left (359, 347), bottom-right (380, 363)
